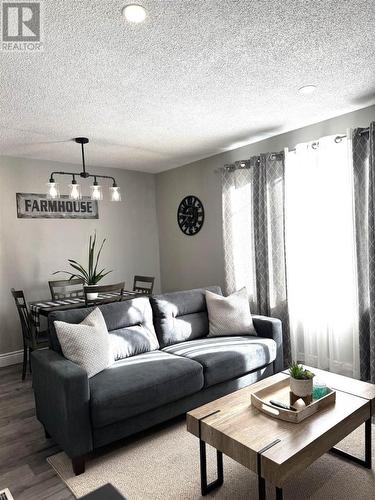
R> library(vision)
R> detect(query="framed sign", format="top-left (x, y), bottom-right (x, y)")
top-left (16, 193), bottom-right (99, 219)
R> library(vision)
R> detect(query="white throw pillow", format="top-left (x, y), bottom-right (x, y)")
top-left (206, 287), bottom-right (256, 337)
top-left (54, 308), bottom-right (113, 378)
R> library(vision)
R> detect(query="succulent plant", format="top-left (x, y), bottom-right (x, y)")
top-left (289, 361), bottom-right (315, 380)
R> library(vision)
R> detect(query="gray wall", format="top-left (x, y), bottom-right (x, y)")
top-left (0, 156), bottom-right (160, 358)
top-left (156, 104), bottom-right (375, 293)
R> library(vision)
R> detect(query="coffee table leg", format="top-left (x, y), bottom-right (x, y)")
top-left (199, 439), bottom-right (224, 496)
top-left (258, 475), bottom-right (266, 500)
top-left (330, 417), bottom-right (372, 469)
top-left (276, 486), bottom-right (283, 500)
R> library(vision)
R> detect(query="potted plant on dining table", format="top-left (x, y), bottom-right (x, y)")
top-left (53, 232), bottom-right (112, 299)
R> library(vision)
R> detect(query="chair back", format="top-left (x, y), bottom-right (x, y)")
top-left (133, 275), bottom-right (155, 295)
top-left (49, 278), bottom-right (85, 300)
top-left (11, 288), bottom-right (33, 343)
top-left (84, 282), bottom-right (125, 306)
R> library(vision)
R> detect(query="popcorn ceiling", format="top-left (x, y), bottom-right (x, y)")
top-left (0, 0), bottom-right (374, 173)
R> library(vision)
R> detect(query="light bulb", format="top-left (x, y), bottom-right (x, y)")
top-left (90, 184), bottom-right (103, 201)
top-left (122, 4), bottom-right (147, 23)
top-left (46, 181), bottom-right (60, 200)
top-left (110, 186), bottom-right (122, 202)
top-left (69, 182), bottom-right (82, 200)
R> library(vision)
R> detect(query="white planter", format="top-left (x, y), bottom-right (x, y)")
top-left (290, 377), bottom-right (313, 397)
top-left (86, 285), bottom-right (99, 300)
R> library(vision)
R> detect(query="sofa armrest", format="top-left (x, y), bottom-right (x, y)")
top-left (31, 349), bottom-right (93, 459)
top-left (252, 315), bottom-right (283, 373)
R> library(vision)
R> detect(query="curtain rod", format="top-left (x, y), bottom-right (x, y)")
top-left (222, 128), bottom-right (370, 171)
top-left (288, 134), bottom-right (347, 153)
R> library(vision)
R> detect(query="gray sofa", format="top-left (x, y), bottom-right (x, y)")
top-left (31, 286), bottom-right (283, 475)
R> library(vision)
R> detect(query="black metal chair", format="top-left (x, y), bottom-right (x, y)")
top-left (49, 278), bottom-right (85, 300)
top-left (11, 288), bottom-right (49, 380)
top-left (133, 275), bottom-right (155, 295)
top-left (84, 282), bottom-right (125, 307)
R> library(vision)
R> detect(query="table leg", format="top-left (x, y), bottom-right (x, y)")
top-left (330, 417), bottom-right (372, 469)
top-left (276, 486), bottom-right (283, 500)
top-left (258, 475), bottom-right (266, 500)
top-left (199, 439), bottom-right (224, 496)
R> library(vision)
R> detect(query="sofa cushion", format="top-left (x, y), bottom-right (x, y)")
top-left (163, 336), bottom-right (276, 388)
top-left (150, 286), bottom-right (222, 348)
top-left (89, 351), bottom-right (204, 428)
top-left (48, 297), bottom-right (155, 354)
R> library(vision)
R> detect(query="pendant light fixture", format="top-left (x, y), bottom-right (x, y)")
top-left (46, 137), bottom-right (122, 202)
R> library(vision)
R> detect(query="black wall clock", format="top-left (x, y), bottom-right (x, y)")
top-left (177, 195), bottom-right (205, 236)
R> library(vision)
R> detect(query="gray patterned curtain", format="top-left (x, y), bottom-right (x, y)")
top-left (353, 122), bottom-right (375, 382)
top-left (222, 153), bottom-right (291, 366)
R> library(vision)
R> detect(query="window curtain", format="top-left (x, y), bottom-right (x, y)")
top-left (285, 136), bottom-right (359, 378)
top-left (352, 122), bottom-right (375, 383)
top-left (222, 153), bottom-right (291, 366)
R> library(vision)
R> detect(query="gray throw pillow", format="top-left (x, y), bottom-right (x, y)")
top-left (206, 287), bottom-right (256, 337)
top-left (54, 307), bottom-right (113, 378)
top-left (109, 325), bottom-right (159, 360)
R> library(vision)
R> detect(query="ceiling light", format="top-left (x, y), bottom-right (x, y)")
top-left (46, 138), bottom-right (122, 202)
top-left (69, 177), bottom-right (82, 201)
top-left (110, 185), bottom-right (122, 202)
top-left (122, 4), bottom-right (147, 23)
top-left (90, 179), bottom-right (103, 201)
top-left (298, 85), bottom-right (317, 95)
top-left (46, 181), bottom-right (60, 200)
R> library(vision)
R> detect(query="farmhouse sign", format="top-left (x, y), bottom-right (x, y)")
top-left (16, 193), bottom-right (99, 219)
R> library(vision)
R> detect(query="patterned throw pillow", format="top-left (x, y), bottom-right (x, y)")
top-left (206, 287), bottom-right (256, 337)
top-left (54, 308), bottom-right (113, 378)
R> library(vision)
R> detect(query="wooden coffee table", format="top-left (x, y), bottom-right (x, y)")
top-left (187, 367), bottom-right (375, 499)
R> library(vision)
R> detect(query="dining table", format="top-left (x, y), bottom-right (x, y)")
top-left (29, 290), bottom-right (142, 333)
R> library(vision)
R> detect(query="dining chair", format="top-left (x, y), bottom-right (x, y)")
top-left (11, 289), bottom-right (49, 381)
top-left (133, 275), bottom-right (155, 295)
top-left (84, 282), bottom-right (125, 306)
top-left (49, 278), bottom-right (85, 300)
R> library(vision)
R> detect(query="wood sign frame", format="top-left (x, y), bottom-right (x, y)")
top-left (16, 193), bottom-right (99, 219)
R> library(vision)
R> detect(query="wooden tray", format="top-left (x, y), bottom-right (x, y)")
top-left (251, 377), bottom-right (336, 423)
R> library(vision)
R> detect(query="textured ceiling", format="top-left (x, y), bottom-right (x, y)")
top-left (1, 0), bottom-right (375, 173)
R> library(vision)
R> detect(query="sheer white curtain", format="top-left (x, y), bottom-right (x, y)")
top-left (285, 135), bottom-right (359, 378)
top-left (222, 167), bottom-right (257, 304)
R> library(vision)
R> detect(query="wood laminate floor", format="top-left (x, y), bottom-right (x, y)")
top-left (0, 364), bottom-right (73, 500)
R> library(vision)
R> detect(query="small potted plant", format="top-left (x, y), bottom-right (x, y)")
top-left (289, 362), bottom-right (315, 401)
top-left (54, 232), bottom-right (112, 299)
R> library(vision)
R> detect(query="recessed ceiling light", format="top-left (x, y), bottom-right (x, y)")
top-left (122, 4), bottom-right (147, 23)
top-left (298, 85), bottom-right (317, 95)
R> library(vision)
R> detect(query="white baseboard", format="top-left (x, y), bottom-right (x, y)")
top-left (0, 349), bottom-right (23, 368)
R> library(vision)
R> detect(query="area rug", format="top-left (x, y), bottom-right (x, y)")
top-left (48, 420), bottom-right (375, 499)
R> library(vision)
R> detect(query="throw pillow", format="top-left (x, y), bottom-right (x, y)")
top-left (206, 287), bottom-right (256, 337)
top-left (109, 324), bottom-right (160, 360)
top-left (54, 307), bottom-right (113, 378)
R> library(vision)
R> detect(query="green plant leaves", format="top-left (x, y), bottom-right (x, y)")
top-left (288, 361), bottom-right (314, 380)
top-left (53, 232), bottom-right (112, 285)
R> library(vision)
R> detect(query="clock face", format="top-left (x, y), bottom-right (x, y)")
top-left (177, 195), bottom-right (205, 236)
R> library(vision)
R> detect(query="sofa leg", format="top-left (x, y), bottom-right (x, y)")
top-left (72, 456), bottom-right (85, 475)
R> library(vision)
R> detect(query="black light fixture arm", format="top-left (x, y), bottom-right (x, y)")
top-left (49, 171), bottom-right (117, 186)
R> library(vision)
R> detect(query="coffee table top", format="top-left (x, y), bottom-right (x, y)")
top-left (187, 368), bottom-right (375, 487)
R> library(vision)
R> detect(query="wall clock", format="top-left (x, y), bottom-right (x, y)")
top-left (177, 195), bottom-right (205, 236)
